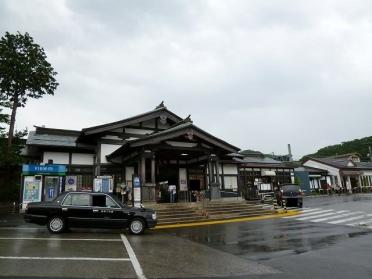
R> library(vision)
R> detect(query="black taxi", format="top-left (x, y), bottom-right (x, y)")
top-left (23, 191), bottom-right (157, 234)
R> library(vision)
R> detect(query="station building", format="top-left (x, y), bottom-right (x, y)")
top-left (21, 103), bottom-right (242, 205)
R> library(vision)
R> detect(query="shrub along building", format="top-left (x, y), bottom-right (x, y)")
top-left (21, 103), bottom-right (243, 206)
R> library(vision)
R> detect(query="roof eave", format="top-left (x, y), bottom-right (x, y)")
top-left (82, 107), bottom-right (183, 135)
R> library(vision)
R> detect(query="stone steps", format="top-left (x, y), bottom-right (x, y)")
top-left (203, 201), bottom-right (273, 220)
top-left (204, 207), bottom-right (270, 215)
top-left (157, 212), bottom-right (203, 218)
top-left (158, 215), bottom-right (207, 224)
top-left (204, 204), bottom-right (262, 211)
top-left (154, 200), bottom-right (273, 225)
top-left (207, 211), bottom-right (273, 220)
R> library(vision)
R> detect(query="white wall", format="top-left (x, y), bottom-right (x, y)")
top-left (125, 166), bottom-right (135, 182)
top-left (224, 176), bottom-right (238, 190)
top-left (303, 160), bottom-right (339, 176)
top-left (222, 164), bottom-right (238, 175)
top-left (304, 160), bottom-right (341, 186)
top-left (43, 152), bottom-right (69, 164)
top-left (100, 144), bottom-right (122, 164)
top-left (71, 153), bottom-right (94, 165)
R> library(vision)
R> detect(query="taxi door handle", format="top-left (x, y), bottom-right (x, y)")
top-left (62, 208), bottom-right (68, 212)
top-left (92, 209), bottom-right (99, 213)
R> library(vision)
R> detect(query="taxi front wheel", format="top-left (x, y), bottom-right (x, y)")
top-left (129, 218), bottom-right (145, 235)
top-left (47, 216), bottom-right (66, 233)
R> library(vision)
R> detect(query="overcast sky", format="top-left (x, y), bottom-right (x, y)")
top-left (1, 0), bottom-right (372, 158)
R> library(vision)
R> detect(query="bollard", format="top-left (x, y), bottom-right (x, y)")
top-left (283, 199), bottom-right (287, 213)
top-left (272, 199), bottom-right (276, 211)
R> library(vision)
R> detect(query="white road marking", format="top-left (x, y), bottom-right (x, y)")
top-left (347, 218), bottom-right (372, 227)
top-left (285, 209), bottom-right (334, 219)
top-left (0, 256), bottom-right (130, 261)
top-left (311, 211), bottom-right (364, 223)
top-left (0, 237), bottom-right (121, 242)
top-left (301, 208), bottom-right (323, 213)
top-left (296, 210), bottom-right (349, 221)
top-left (328, 215), bottom-right (368, 224)
top-left (0, 227), bottom-right (40, 230)
top-left (283, 209), bottom-right (329, 219)
top-left (121, 234), bottom-right (146, 279)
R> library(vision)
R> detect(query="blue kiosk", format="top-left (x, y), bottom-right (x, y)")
top-left (21, 164), bottom-right (67, 210)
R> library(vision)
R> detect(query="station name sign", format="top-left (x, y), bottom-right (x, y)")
top-left (22, 164), bottom-right (67, 175)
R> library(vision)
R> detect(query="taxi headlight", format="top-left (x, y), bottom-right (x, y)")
top-left (152, 213), bottom-right (157, 220)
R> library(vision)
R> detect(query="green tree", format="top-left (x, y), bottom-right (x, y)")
top-left (0, 96), bottom-right (27, 202)
top-left (0, 99), bottom-right (27, 165)
top-left (0, 31), bottom-right (58, 147)
top-left (0, 96), bottom-right (9, 137)
top-left (302, 136), bottom-right (372, 161)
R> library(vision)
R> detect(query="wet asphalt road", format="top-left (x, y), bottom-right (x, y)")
top-left (1, 194), bottom-right (372, 278)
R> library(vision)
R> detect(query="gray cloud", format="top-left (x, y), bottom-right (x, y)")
top-left (1, 0), bottom-right (372, 158)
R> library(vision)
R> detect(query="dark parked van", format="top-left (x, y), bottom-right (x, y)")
top-left (276, 184), bottom-right (303, 208)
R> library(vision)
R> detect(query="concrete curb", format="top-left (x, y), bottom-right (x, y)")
top-left (154, 210), bottom-right (301, 229)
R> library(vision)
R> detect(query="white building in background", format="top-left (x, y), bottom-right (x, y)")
top-left (303, 153), bottom-right (372, 192)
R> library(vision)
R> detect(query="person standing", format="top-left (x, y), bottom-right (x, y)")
top-left (168, 185), bottom-right (176, 203)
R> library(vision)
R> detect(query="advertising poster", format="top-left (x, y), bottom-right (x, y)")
top-left (65, 176), bottom-right (77, 191)
top-left (179, 168), bottom-right (188, 191)
top-left (23, 176), bottom-right (42, 203)
top-left (102, 178), bottom-right (110, 193)
top-left (179, 180), bottom-right (187, 191)
top-left (94, 176), bottom-right (113, 193)
top-left (94, 178), bottom-right (102, 192)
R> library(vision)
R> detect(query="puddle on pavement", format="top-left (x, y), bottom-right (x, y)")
top-left (166, 220), bottom-right (372, 262)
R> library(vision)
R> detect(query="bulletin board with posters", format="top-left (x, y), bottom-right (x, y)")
top-left (93, 176), bottom-right (114, 193)
top-left (22, 176), bottom-right (42, 204)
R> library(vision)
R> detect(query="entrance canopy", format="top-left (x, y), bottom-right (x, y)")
top-left (106, 120), bottom-right (239, 164)
top-left (340, 170), bottom-right (362, 176)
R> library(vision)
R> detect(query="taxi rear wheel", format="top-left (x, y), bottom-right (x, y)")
top-left (129, 218), bottom-right (145, 235)
top-left (47, 216), bottom-right (66, 233)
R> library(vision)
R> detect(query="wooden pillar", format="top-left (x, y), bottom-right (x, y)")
top-left (220, 162), bottom-right (225, 190)
top-left (95, 143), bottom-right (101, 176)
top-left (151, 155), bottom-right (156, 184)
top-left (140, 156), bottom-right (146, 185)
top-left (208, 160), bottom-right (213, 185)
top-left (215, 158), bottom-right (220, 185)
